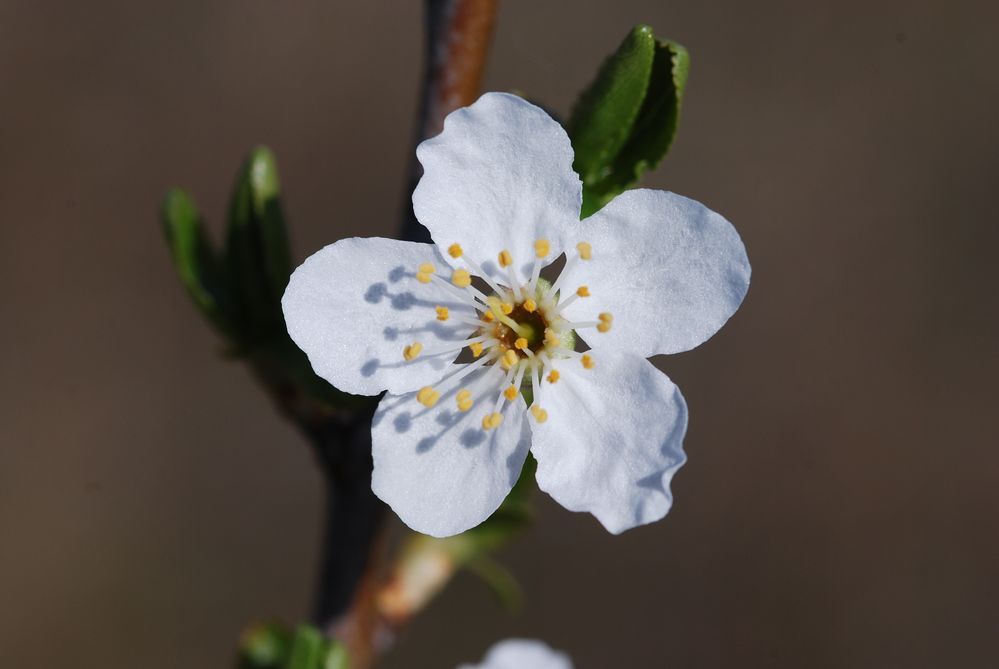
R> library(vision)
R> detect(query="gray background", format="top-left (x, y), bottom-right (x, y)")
top-left (2, 0), bottom-right (997, 667)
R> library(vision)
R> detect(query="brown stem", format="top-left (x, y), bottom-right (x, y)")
top-left (329, 2), bottom-right (499, 667)
top-left (399, 0), bottom-right (499, 244)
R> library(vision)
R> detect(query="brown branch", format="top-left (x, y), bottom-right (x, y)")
top-left (399, 0), bottom-right (499, 244)
top-left (329, 2), bottom-right (500, 667)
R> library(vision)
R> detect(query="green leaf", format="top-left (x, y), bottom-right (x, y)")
top-left (237, 622), bottom-right (292, 669)
top-left (567, 26), bottom-right (656, 188)
top-left (161, 188), bottom-right (233, 335)
top-left (582, 39), bottom-right (690, 216)
top-left (285, 626), bottom-right (327, 669)
top-left (567, 26), bottom-right (691, 217)
top-left (225, 146), bottom-right (293, 335)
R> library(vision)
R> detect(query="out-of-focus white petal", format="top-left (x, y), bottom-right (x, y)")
top-left (559, 189), bottom-right (750, 357)
top-left (531, 349), bottom-right (688, 534)
top-left (282, 237), bottom-right (476, 396)
top-left (456, 639), bottom-right (574, 669)
top-left (413, 92), bottom-right (582, 281)
top-left (371, 367), bottom-right (531, 538)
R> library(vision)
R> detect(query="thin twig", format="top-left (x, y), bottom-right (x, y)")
top-left (319, 2), bottom-right (499, 667)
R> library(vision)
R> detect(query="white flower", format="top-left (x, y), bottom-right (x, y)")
top-left (456, 639), bottom-right (573, 669)
top-left (283, 92), bottom-right (750, 538)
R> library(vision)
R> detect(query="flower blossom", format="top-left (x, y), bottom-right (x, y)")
top-left (457, 639), bottom-right (573, 669)
top-left (283, 92), bottom-right (750, 537)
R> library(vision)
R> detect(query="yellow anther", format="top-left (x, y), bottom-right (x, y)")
top-left (482, 311), bottom-right (495, 322)
top-left (581, 354), bottom-right (595, 369)
top-left (597, 312), bottom-right (613, 333)
top-left (456, 389), bottom-right (474, 412)
top-left (500, 302), bottom-right (514, 315)
top-left (403, 342), bottom-right (423, 361)
top-left (530, 405), bottom-right (549, 423)
top-left (576, 241), bottom-right (592, 260)
top-left (416, 386), bottom-right (440, 408)
top-left (503, 385), bottom-right (519, 401)
top-left (514, 337), bottom-right (528, 350)
top-left (534, 239), bottom-right (550, 258)
top-left (448, 243), bottom-right (463, 258)
top-left (599, 312), bottom-right (613, 322)
top-left (523, 298), bottom-right (537, 313)
top-left (435, 306), bottom-right (449, 321)
top-left (498, 249), bottom-right (513, 267)
top-left (544, 329), bottom-right (561, 347)
top-left (417, 272), bottom-right (432, 284)
top-left (470, 342), bottom-right (484, 357)
top-left (576, 285), bottom-right (591, 297)
top-left (482, 412), bottom-right (504, 430)
top-left (452, 268), bottom-right (472, 288)
top-left (501, 349), bottom-right (519, 370)
top-left (547, 369), bottom-right (560, 384)
top-left (597, 321), bottom-right (612, 333)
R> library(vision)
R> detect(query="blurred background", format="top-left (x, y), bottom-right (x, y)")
top-left (2, 0), bottom-right (997, 667)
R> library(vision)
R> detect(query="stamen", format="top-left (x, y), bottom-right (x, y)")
top-left (456, 388), bottom-right (474, 412)
top-left (416, 386), bottom-right (441, 408)
top-left (500, 349), bottom-right (519, 370)
top-left (597, 312), bottom-right (613, 333)
top-left (417, 335), bottom-right (487, 359)
top-left (514, 337), bottom-right (528, 350)
top-left (551, 285), bottom-right (589, 316)
top-left (491, 365), bottom-right (519, 421)
top-left (456, 252), bottom-right (506, 296)
top-left (544, 328), bottom-right (561, 347)
top-left (528, 239), bottom-right (550, 293)
top-left (403, 342), bottom-right (423, 361)
top-left (435, 306), bottom-right (449, 321)
top-left (429, 273), bottom-right (488, 309)
top-left (482, 412), bottom-right (503, 430)
top-left (470, 342), bottom-right (484, 357)
top-left (529, 360), bottom-right (541, 403)
top-left (448, 244), bottom-right (463, 258)
top-left (547, 369), bottom-right (560, 384)
top-left (523, 298), bottom-right (537, 313)
top-left (416, 262), bottom-right (435, 284)
top-left (581, 354), bottom-right (595, 369)
top-left (500, 250), bottom-right (523, 301)
top-left (437, 271), bottom-right (490, 305)
top-left (530, 405), bottom-right (548, 423)
top-left (436, 352), bottom-right (494, 388)
top-left (548, 242), bottom-right (593, 297)
top-left (481, 311), bottom-right (495, 322)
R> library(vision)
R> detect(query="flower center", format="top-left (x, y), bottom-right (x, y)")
top-left (402, 241), bottom-right (612, 431)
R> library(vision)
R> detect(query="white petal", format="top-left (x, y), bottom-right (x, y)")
top-left (371, 368), bottom-right (531, 538)
top-left (282, 237), bottom-right (476, 396)
top-left (559, 189), bottom-right (750, 357)
top-left (413, 92), bottom-right (582, 280)
top-left (457, 639), bottom-right (574, 669)
top-left (531, 350), bottom-right (688, 534)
